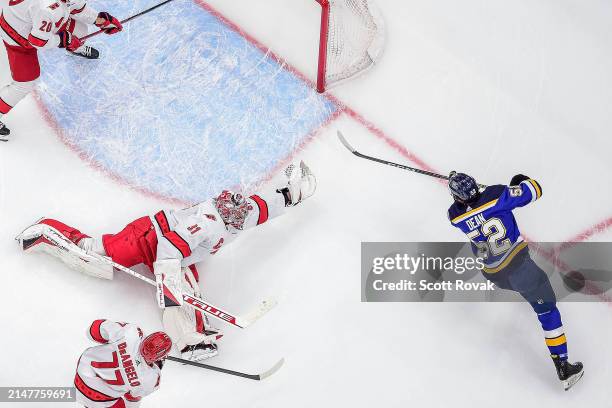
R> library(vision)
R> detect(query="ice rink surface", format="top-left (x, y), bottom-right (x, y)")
top-left (1, 0), bottom-right (611, 407)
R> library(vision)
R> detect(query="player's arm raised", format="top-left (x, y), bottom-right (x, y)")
top-left (242, 161), bottom-right (317, 231)
top-left (498, 174), bottom-right (543, 210)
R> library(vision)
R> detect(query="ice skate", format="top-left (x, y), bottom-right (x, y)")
top-left (0, 120), bottom-right (10, 141)
top-left (552, 355), bottom-right (584, 391)
top-left (70, 45), bottom-right (100, 60)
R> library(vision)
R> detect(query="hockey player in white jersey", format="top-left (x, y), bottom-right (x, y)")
top-left (75, 319), bottom-right (171, 407)
top-left (0, 0), bottom-right (122, 137)
top-left (18, 161), bottom-right (316, 362)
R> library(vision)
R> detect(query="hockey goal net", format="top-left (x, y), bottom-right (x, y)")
top-left (316, 0), bottom-right (385, 93)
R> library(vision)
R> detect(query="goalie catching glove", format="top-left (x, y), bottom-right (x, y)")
top-left (280, 161), bottom-right (317, 206)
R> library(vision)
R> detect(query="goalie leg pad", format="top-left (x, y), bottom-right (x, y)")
top-left (38, 218), bottom-right (90, 245)
top-left (17, 222), bottom-right (113, 280)
top-left (163, 268), bottom-right (223, 352)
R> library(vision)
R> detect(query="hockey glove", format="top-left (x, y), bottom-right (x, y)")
top-left (95, 12), bottom-right (123, 35)
top-left (57, 31), bottom-right (82, 52)
top-left (510, 174), bottom-right (530, 186)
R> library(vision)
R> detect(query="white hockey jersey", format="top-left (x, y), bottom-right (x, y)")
top-left (0, 0), bottom-right (98, 49)
top-left (75, 320), bottom-right (161, 408)
top-left (151, 189), bottom-right (287, 267)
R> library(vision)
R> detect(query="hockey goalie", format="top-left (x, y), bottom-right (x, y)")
top-left (17, 162), bottom-right (316, 362)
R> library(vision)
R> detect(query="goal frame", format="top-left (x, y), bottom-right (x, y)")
top-left (315, 0), bottom-right (384, 93)
top-left (316, 0), bottom-right (331, 93)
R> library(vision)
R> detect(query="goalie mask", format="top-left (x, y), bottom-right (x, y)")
top-left (214, 190), bottom-right (253, 230)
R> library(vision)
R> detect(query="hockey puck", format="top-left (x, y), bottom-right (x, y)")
top-left (562, 271), bottom-right (586, 292)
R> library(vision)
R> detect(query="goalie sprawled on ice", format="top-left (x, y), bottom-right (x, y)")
top-left (17, 161), bottom-right (316, 362)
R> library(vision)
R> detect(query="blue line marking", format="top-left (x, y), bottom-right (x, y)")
top-left (38, 0), bottom-right (338, 203)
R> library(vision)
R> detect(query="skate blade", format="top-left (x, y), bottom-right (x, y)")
top-left (563, 370), bottom-right (584, 391)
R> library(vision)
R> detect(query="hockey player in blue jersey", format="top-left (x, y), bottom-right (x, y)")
top-left (447, 172), bottom-right (583, 390)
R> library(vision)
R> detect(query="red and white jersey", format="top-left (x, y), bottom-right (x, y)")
top-left (75, 320), bottom-right (161, 408)
top-left (151, 189), bottom-right (286, 267)
top-left (0, 0), bottom-right (98, 49)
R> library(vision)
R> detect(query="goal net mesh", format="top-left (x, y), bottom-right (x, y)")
top-left (320, 0), bottom-right (385, 90)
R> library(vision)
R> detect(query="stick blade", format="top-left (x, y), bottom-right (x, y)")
top-left (257, 358), bottom-right (285, 380)
top-left (235, 297), bottom-right (278, 328)
top-left (336, 130), bottom-right (356, 153)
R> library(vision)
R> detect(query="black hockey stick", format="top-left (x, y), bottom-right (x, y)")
top-left (82, 0), bottom-right (178, 41)
top-left (167, 356), bottom-right (285, 381)
top-left (336, 131), bottom-right (486, 189)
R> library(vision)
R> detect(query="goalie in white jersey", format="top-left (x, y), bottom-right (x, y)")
top-left (19, 162), bottom-right (316, 362)
top-left (0, 0), bottom-right (122, 137)
top-left (75, 319), bottom-right (171, 408)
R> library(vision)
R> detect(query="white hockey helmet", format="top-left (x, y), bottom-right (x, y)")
top-left (214, 190), bottom-right (253, 230)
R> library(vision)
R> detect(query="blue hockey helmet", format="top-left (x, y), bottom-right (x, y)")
top-left (448, 172), bottom-right (480, 203)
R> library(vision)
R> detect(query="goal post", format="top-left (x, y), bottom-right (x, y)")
top-left (315, 0), bottom-right (385, 93)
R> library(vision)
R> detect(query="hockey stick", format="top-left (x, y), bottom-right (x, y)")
top-left (337, 131), bottom-right (487, 189)
top-left (81, 0), bottom-right (177, 41)
top-left (166, 356), bottom-right (285, 381)
top-left (91, 253), bottom-right (277, 329)
top-left (17, 221), bottom-right (276, 328)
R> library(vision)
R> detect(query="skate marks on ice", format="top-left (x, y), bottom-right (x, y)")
top-left (37, 0), bottom-right (338, 203)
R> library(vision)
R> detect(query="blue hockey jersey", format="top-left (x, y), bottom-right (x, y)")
top-left (448, 178), bottom-right (542, 273)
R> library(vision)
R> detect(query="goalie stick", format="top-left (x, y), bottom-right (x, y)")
top-left (166, 356), bottom-right (285, 381)
top-left (17, 222), bottom-right (276, 329)
top-left (81, 0), bottom-right (178, 41)
top-left (336, 131), bottom-right (487, 189)
top-left (88, 252), bottom-right (277, 329)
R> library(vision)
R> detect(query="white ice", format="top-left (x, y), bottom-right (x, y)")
top-left (1, 0), bottom-right (611, 407)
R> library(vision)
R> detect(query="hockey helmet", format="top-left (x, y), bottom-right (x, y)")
top-left (214, 190), bottom-right (253, 230)
top-left (139, 332), bottom-right (172, 365)
top-left (448, 171), bottom-right (480, 203)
